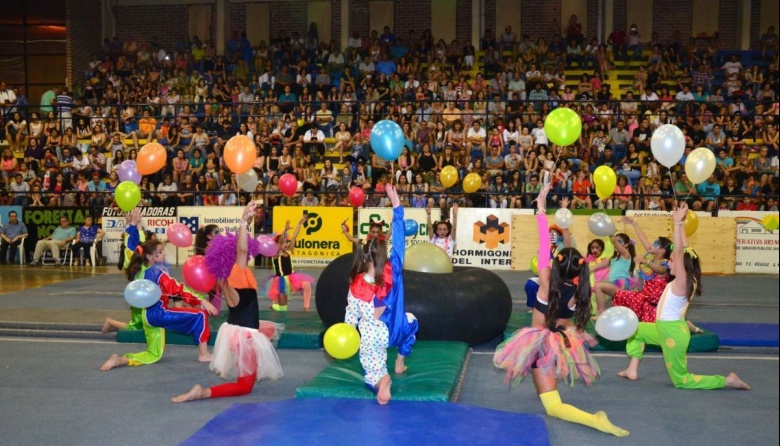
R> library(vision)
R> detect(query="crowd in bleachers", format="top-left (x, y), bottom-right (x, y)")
top-left (1, 18), bottom-right (779, 216)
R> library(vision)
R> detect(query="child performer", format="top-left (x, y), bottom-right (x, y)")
top-left (593, 232), bottom-right (636, 315)
top-left (102, 219), bottom-right (150, 333)
top-left (265, 215), bottom-right (314, 311)
top-left (585, 238), bottom-right (612, 316)
top-left (617, 203), bottom-right (750, 390)
top-left (100, 209), bottom-right (218, 371)
top-left (426, 203), bottom-right (458, 258)
top-left (341, 219), bottom-right (389, 244)
top-left (525, 197), bottom-right (573, 308)
top-left (172, 202), bottom-right (285, 402)
top-left (494, 183), bottom-right (629, 437)
top-left (344, 184), bottom-right (418, 405)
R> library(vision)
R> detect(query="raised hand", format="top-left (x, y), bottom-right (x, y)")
top-left (672, 202), bottom-right (688, 223)
top-left (560, 196), bottom-right (570, 209)
top-left (241, 201), bottom-right (256, 223)
top-left (386, 184), bottom-right (401, 208)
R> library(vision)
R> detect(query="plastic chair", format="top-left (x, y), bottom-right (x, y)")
top-left (41, 241), bottom-right (73, 266)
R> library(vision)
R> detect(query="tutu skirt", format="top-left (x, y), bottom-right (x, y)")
top-left (263, 273), bottom-right (315, 301)
top-left (210, 321), bottom-right (285, 381)
top-left (494, 326), bottom-right (600, 387)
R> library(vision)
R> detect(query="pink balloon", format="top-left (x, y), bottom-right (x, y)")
top-left (257, 235), bottom-right (279, 257)
top-left (167, 223), bottom-right (193, 248)
top-left (182, 255), bottom-right (216, 293)
top-left (279, 173), bottom-right (298, 197)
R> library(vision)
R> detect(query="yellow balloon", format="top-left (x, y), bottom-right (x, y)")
top-left (404, 243), bottom-right (454, 273)
top-left (463, 172), bottom-right (482, 193)
top-left (683, 210), bottom-right (699, 237)
top-left (530, 255), bottom-right (539, 275)
top-left (323, 323), bottom-right (360, 359)
top-left (685, 148), bottom-right (717, 184)
top-left (441, 165), bottom-right (458, 188)
top-left (594, 166), bottom-right (617, 200)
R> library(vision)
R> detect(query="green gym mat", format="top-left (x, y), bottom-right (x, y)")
top-left (502, 311), bottom-right (719, 352)
top-left (115, 310), bottom-right (325, 349)
top-left (296, 341), bottom-right (471, 402)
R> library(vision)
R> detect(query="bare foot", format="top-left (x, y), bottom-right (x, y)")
top-left (617, 369), bottom-right (638, 381)
top-left (100, 354), bottom-right (122, 371)
top-left (199, 353), bottom-right (213, 363)
top-left (101, 319), bottom-right (114, 334)
top-left (394, 356), bottom-right (407, 375)
top-left (171, 384), bottom-right (210, 403)
top-left (304, 307), bottom-right (310, 312)
top-left (725, 372), bottom-right (751, 390)
top-left (376, 374), bottom-right (392, 405)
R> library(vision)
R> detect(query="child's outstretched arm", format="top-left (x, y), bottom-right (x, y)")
top-left (621, 215), bottom-right (652, 251)
top-left (450, 203), bottom-right (458, 242)
top-left (288, 215), bottom-right (307, 254)
top-left (670, 202), bottom-right (687, 297)
top-left (236, 202), bottom-right (255, 270)
top-left (341, 219), bottom-right (359, 244)
top-left (560, 197), bottom-right (573, 248)
top-left (611, 234), bottom-right (631, 259)
top-left (536, 183), bottom-right (552, 304)
top-left (425, 206), bottom-right (435, 241)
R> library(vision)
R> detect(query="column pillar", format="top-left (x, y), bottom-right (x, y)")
top-left (216, 0), bottom-right (227, 56)
top-left (341, 0), bottom-right (349, 50)
top-left (472, 0), bottom-right (481, 49)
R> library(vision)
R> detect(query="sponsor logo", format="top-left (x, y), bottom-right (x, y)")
top-left (303, 211), bottom-right (322, 235)
top-left (179, 216), bottom-right (200, 233)
top-left (472, 214), bottom-right (510, 249)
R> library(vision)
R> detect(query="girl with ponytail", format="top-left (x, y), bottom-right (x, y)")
top-left (494, 182), bottom-right (630, 437)
top-left (593, 232), bottom-right (636, 315)
top-left (618, 202), bottom-right (750, 391)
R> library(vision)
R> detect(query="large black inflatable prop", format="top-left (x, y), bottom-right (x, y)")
top-left (316, 254), bottom-right (512, 346)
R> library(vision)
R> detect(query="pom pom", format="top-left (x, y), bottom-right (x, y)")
top-left (205, 232), bottom-right (262, 279)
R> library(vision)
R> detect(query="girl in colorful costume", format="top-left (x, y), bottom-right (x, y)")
top-left (102, 222), bottom-right (149, 333)
top-left (265, 215), bottom-right (314, 311)
top-left (426, 203), bottom-right (458, 258)
top-left (593, 232), bottom-right (636, 316)
top-left (100, 209), bottom-right (218, 371)
top-left (617, 203), bottom-right (750, 391)
top-left (525, 198), bottom-right (573, 309)
top-left (172, 202), bottom-right (284, 402)
top-left (494, 183), bottom-right (629, 437)
top-left (344, 184), bottom-right (418, 405)
top-left (584, 238), bottom-right (612, 315)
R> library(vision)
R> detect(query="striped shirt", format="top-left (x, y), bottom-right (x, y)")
top-left (56, 94), bottom-right (73, 112)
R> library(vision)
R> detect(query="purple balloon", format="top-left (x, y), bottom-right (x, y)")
top-left (256, 235), bottom-right (279, 257)
top-left (118, 160), bottom-right (142, 184)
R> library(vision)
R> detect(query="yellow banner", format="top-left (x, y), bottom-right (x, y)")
top-left (273, 206), bottom-right (353, 266)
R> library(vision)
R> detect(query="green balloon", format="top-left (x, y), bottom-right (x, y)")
top-left (115, 181), bottom-right (141, 212)
top-left (544, 107), bottom-right (582, 146)
top-left (403, 243), bottom-right (454, 274)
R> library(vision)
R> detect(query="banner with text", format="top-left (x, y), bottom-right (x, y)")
top-left (273, 206), bottom-right (353, 266)
top-left (357, 207), bottom-right (441, 252)
top-left (176, 206), bottom-right (246, 265)
top-left (101, 207), bottom-right (178, 265)
top-left (454, 208), bottom-right (533, 269)
top-left (22, 207), bottom-right (93, 255)
top-left (718, 211), bottom-right (779, 274)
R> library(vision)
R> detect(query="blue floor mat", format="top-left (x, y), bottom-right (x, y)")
top-left (697, 323), bottom-right (779, 347)
top-left (182, 398), bottom-right (550, 446)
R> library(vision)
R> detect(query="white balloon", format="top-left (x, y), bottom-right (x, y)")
top-left (237, 170), bottom-right (259, 192)
top-left (595, 306), bottom-right (639, 341)
top-left (554, 208), bottom-right (574, 229)
top-left (685, 147), bottom-right (717, 184)
top-left (651, 124), bottom-right (686, 168)
top-left (588, 212), bottom-right (616, 237)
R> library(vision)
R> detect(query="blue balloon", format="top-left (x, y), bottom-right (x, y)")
top-left (370, 120), bottom-right (404, 161)
top-left (124, 279), bottom-right (162, 309)
top-left (403, 219), bottom-right (419, 237)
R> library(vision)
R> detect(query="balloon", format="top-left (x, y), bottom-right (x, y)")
top-left (167, 223), bottom-right (193, 248)
top-left (323, 322), bottom-right (360, 359)
top-left (348, 187), bottom-right (365, 207)
top-left (683, 210), bottom-right (699, 237)
top-left (554, 208), bottom-right (573, 229)
top-left (593, 166), bottom-right (617, 200)
top-left (137, 142), bottom-right (167, 175)
top-left (463, 172), bottom-right (482, 193)
top-left (182, 255), bottom-right (217, 293)
top-left (403, 243), bottom-right (454, 273)
top-left (369, 120), bottom-right (404, 161)
top-left (588, 212), bottom-right (616, 237)
top-left (651, 124), bottom-right (686, 168)
top-left (595, 306), bottom-right (639, 341)
top-left (115, 181), bottom-right (141, 212)
top-left (440, 165), bottom-right (458, 188)
top-left (279, 173), bottom-right (298, 197)
top-left (544, 107), bottom-right (582, 146)
top-left (685, 147), bottom-right (717, 184)
top-left (117, 160), bottom-right (142, 184)
top-left (403, 219), bottom-right (419, 237)
top-left (530, 255), bottom-right (539, 275)
top-left (124, 279), bottom-right (162, 309)
top-left (224, 135), bottom-right (256, 174)
top-left (762, 214), bottom-right (779, 231)
top-left (237, 169), bottom-right (259, 192)
top-left (256, 235), bottom-right (279, 257)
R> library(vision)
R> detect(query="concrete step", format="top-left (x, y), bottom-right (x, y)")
top-left (0, 321), bottom-right (112, 341)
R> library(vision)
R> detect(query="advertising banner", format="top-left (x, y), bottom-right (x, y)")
top-left (22, 207), bottom-right (93, 257)
top-left (357, 207), bottom-right (441, 250)
top-left (718, 211), bottom-right (779, 274)
top-left (453, 208), bottom-right (533, 269)
top-left (273, 206), bottom-right (353, 266)
top-left (101, 207), bottom-right (178, 265)
top-left (176, 206), bottom-right (245, 265)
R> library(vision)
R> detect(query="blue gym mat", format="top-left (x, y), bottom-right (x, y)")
top-left (696, 323), bottom-right (779, 347)
top-left (182, 398), bottom-right (551, 446)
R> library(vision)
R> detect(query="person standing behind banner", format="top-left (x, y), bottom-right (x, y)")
top-left (426, 204), bottom-right (457, 258)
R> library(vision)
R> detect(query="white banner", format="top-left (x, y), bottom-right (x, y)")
top-left (718, 211), bottom-right (779, 274)
top-left (453, 208), bottom-right (533, 269)
top-left (626, 210), bottom-right (712, 218)
top-left (101, 207), bottom-right (178, 265)
top-left (176, 206), bottom-right (246, 265)
top-left (357, 207), bottom-right (441, 250)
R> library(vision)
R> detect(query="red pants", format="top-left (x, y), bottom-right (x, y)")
top-left (210, 374), bottom-right (257, 398)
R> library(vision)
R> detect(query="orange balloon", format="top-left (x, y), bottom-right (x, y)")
top-left (224, 135), bottom-right (256, 174)
top-left (137, 142), bottom-right (167, 175)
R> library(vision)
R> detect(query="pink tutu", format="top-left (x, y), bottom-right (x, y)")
top-left (210, 321), bottom-right (285, 381)
top-left (263, 273), bottom-right (315, 301)
top-left (494, 326), bottom-right (600, 387)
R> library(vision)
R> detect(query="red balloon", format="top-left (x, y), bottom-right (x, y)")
top-left (348, 187), bottom-right (365, 207)
top-left (279, 173), bottom-right (298, 197)
top-left (182, 255), bottom-right (216, 293)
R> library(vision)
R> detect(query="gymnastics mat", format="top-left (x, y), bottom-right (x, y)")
top-left (503, 311), bottom-right (720, 352)
top-left (115, 310), bottom-right (325, 349)
top-left (296, 341), bottom-right (470, 402)
top-left (696, 323), bottom-right (779, 347)
top-left (182, 398), bottom-right (550, 446)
